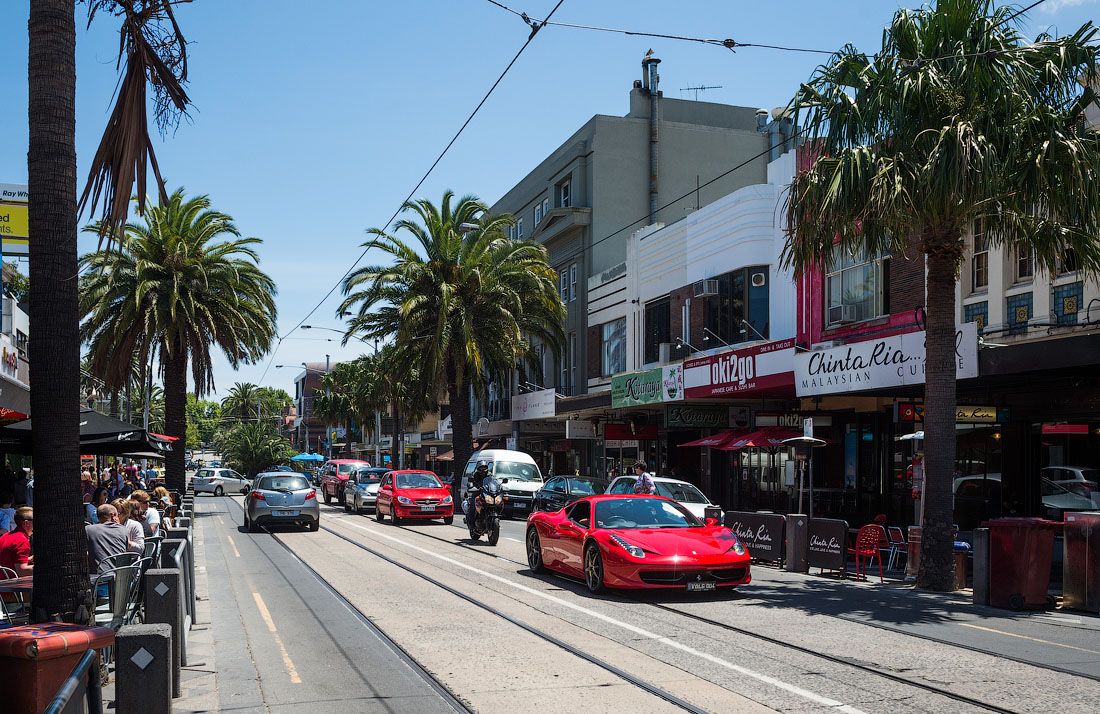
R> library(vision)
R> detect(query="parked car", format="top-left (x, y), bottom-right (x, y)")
top-left (243, 472), bottom-right (319, 532)
top-left (607, 475), bottom-right (718, 520)
top-left (952, 474), bottom-right (1097, 528)
top-left (1041, 466), bottom-right (1100, 506)
top-left (343, 466), bottom-right (389, 513)
top-left (459, 449), bottom-right (544, 519)
top-left (319, 459), bottom-right (371, 505)
top-left (534, 475), bottom-right (609, 513)
top-left (375, 470), bottom-right (454, 525)
top-left (265, 465), bottom-right (295, 472)
top-left (525, 494), bottom-right (750, 593)
top-left (192, 467), bottom-right (251, 496)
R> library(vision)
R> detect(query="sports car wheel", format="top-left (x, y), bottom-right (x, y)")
top-left (584, 544), bottom-right (606, 594)
top-left (526, 528), bottom-right (545, 573)
top-left (214, 485), bottom-right (224, 497)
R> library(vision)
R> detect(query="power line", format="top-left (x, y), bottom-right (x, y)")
top-left (258, 0), bottom-right (569, 386)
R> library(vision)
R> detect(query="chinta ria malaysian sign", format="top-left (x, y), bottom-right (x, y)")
top-left (794, 323), bottom-right (978, 397)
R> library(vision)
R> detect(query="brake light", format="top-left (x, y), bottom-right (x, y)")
top-left (251, 491), bottom-right (266, 501)
top-left (305, 489), bottom-right (317, 501)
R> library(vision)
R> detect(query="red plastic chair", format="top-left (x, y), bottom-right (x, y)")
top-left (847, 524), bottom-right (886, 582)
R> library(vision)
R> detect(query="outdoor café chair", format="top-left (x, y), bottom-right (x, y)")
top-left (0, 566), bottom-right (29, 625)
top-left (847, 524), bottom-right (886, 583)
top-left (92, 563), bottom-right (141, 631)
top-left (885, 526), bottom-right (907, 570)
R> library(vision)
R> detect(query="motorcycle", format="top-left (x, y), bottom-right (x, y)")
top-left (466, 476), bottom-right (503, 545)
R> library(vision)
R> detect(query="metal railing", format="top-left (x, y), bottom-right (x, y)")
top-left (45, 648), bottom-right (103, 714)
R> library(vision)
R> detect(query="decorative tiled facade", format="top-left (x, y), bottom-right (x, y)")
top-left (963, 301), bottom-right (988, 333)
top-left (1054, 281), bottom-right (1084, 325)
top-left (1006, 292), bottom-right (1033, 334)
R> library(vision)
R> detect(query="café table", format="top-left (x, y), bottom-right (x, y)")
top-left (0, 576), bottom-right (32, 594)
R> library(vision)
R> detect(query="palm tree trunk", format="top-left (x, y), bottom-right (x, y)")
top-left (163, 347), bottom-right (188, 492)
top-left (390, 399), bottom-right (400, 469)
top-left (448, 360), bottom-right (473, 503)
top-left (916, 248), bottom-right (959, 591)
top-left (28, 0), bottom-right (90, 623)
top-left (109, 389), bottom-right (119, 418)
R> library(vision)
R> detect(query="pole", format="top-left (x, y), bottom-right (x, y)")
top-left (808, 453), bottom-right (815, 520)
top-left (373, 340), bottom-right (381, 467)
top-left (325, 354), bottom-right (332, 458)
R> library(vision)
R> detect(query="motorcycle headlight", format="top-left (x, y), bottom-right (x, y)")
top-left (610, 534), bottom-right (645, 558)
top-left (397, 496), bottom-right (413, 505)
top-left (442, 495), bottom-right (453, 505)
top-left (727, 534), bottom-right (746, 556)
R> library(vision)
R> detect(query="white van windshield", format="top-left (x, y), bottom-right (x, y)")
top-left (493, 461), bottom-right (541, 482)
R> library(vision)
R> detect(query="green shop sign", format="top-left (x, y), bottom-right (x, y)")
top-left (611, 365), bottom-right (683, 408)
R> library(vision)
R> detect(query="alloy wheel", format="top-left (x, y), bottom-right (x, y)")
top-left (584, 545), bottom-right (605, 594)
top-left (526, 528), bottom-right (544, 572)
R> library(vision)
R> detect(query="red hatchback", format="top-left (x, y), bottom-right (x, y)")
top-left (319, 459), bottom-right (370, 505)
top-left (375, 470), bottom-right (454, 525)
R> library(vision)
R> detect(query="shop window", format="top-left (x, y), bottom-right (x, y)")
top-left (1006, 292), bottom-right (1032, 334)
top-left (963, 302), bottom-right (988, 334)
top-left (1054, 281), bottom-right (1083, 325)
top-left (601, 318), bottom-right (626, 376)
top-left (704, 266), bottom-right (769, 344)
top-left (643, 299), bottom-right (671, 364)
top-left (825, 249), bottom-right (887, 325)
top-left (971, 232), bottom-right (989, 292)
top-left (1014, 243), bottom-right (1033, 282)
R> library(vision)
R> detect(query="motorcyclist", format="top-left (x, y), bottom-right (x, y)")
top-left (465, 461), bottom-right (490, 524)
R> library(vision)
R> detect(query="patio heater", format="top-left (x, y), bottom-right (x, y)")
top-left (782, 434), bottom-right (826, 519)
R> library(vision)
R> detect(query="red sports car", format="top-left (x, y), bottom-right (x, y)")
top-left (525, 494), bottom-right (751, 593)
top-left (375, 470), bottom-right (454, 525)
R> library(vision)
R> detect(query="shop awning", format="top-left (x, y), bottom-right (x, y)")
top-left (0, 408), bottom-right (176, 455)
top-left (716, 426), bottom-right (804, 451)
top-left (678, 429), bottom-right (751, 449)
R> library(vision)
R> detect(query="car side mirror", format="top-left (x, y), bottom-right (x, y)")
top-left (705, 517), bottom-right (721, 527)
top-left (381, 483), bottom-right (392, 490)
top-left (501, 477), bottom-right (509, 484)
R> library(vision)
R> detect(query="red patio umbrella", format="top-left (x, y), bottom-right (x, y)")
top-left (716, 426), bottom-right (803, 451)
top-left (678, 429), bottom-right (751, 449)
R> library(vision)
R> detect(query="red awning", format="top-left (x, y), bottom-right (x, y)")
top-left (715, 426), bottom-right (804, 451)
top-left (149, 432), bottom-right (179, 442)
top-left (678, 429), bottom-right (751, 449)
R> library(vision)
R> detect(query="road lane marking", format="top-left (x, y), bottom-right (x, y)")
top-left (225, 533), bottom-right (241, 559)
top-left (505, 537), bottom-right (523, 543)
top-left (251, 591), bottom-right (302, 684)
top-left (958, 623), bottom-right (1100, 654)
top-left (331, 517), bottom-right (867, 714)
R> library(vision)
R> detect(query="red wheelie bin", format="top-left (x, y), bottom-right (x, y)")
top-left (982, 517), bottom-right (1058, 610)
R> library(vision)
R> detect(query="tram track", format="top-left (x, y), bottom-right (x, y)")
top-left (348, 513), bottom-right (1031, 714)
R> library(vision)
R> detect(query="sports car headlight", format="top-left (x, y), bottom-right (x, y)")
top-left (727, 534), bottom-right (746, 556)
top-left (442, 495), bottom-right (453, 505)
top-left (610, 534), bottom-right (645, 558)
top-left (397, 496), bottom-right (413, 505)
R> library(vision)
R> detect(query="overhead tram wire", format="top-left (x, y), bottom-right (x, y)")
top-left (256, 0), bottom-right (569, 386)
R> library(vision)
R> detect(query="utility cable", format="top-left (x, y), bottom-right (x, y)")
top-left (258, 0), bottom-right (568, 385)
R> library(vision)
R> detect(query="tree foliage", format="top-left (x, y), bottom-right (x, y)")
top-left (186, 393), bottom-right (220, 448)
top-left (215, 421), bottom-right (295, 478)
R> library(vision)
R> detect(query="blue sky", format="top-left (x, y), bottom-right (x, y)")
top-left (0, 0), bottom-right (1095, 397)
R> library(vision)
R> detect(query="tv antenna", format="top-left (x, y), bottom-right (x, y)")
top-left (679, 84), bottom-right (722, 100)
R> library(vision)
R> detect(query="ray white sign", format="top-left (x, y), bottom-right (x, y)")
top-left (794, 322), bottom-right (978, 396)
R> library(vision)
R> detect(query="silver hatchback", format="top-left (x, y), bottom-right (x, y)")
top-left (244, 472), bottom-right (320, 532)
top-left (343, 467), bottom-right (388, 513)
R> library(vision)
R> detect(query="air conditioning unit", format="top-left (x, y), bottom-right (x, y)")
top-left (658, 342), bottom-right (673, 363)
top-left (693, 279), bottom-right (719, 297)
top-left (828, 304), bottom-right (863, 325)
top-left (751, 271), bottom-right (767, 287)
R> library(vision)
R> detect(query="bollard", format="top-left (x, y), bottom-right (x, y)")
top-left (143, 569), bottom-right (183, 697)
top-left (160, 539), bottom-right (194, 625)
top-left (116, 624), bottom-right (173, 712)
top-left (973, 528), bottom-right (990, 605)
top-left (785, 514), bottom-right (809, 573)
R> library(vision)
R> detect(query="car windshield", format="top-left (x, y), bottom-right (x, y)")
top-left (494, 461), bottom-right (541, 482)
top-left (196, 469), bottom-right (213, 479)
top-left (655, 482), bottom-right (709, 504)
top-left (337, 463), bottom-right (368, 475)
top-left (257, 475), bottom-right (310, 491)
top-left (396, 472), bottom-right (442, 489)
top-left (567, 478), bottom-right (608, 496)
top-left (594, 498), bottom-right (700, 529)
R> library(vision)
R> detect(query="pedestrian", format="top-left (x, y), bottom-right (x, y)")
top-left (632, 460), bottom-right (656, 495)
top-left (0, 492), bottom-right (16, 533)
top-left (130, 490), bottom-right (161, 536)
top-left (0, 507), bottom-right (33, 576)
top-left (87, 487), bottom-right (109, 524)
top-left (80, 469), bottom-right (95, 498)
top-left (85, 504), bottom-right (130, 575)
top-left (111, 498), bottom-right (145, 554)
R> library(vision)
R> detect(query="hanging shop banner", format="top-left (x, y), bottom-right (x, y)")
top-left (807, 517), bottom-right (849, 571)
top-left (512, 388), bottom-right (556, 421)
top-left (795, 322), bottom-right (978, 397)
top-left (724, 511), bottom-right (785, 562)
top-left (604, 422), bottom-right (659, 440)
top-left (565, 420), bottom-right (597, 439)
top-left (683, 339), bottom-right (797, 399)
top-left (611, 364), bottom-right (683, 408)
top-left (666, 404), bottom-right (730, 429)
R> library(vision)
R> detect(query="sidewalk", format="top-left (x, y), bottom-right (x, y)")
top-left (745, 561), bottom-right (1100, 680)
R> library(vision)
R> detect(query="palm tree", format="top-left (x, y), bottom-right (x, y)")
top-left (312, 367), bottom-right (356, 456)
top-left (80, 189), bottom-right (278, 492)
top-left (222, 382), bottom-right (264, 421)
top-left (28, 0), bottom-right (190, 622)
top-left (340, 192), bottom-right (565, 496)
top-left (783, 0), bottom-right (1100, 590)
top-left (216, 421), bottom-right (296, 478)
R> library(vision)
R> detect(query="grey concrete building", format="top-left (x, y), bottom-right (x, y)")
top-left (490, 54), bottom-right (771, 400)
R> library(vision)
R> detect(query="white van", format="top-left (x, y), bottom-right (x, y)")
top-left (460, 449), bottom-right (544, 519)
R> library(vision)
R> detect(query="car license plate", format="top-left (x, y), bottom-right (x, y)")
top-left (420, 505), bottom-right (435, 511)
top-left (686, 581), bottom-right (716, 592)
top-left (273, 510), bottom-right (299, 517)
top-left (514, 502), bottom-right (526, 509)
